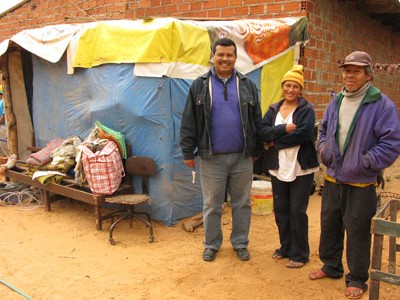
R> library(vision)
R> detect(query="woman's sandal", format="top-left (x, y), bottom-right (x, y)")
top-left (345, 287), bottom-right (364, 299)
top-left (271, 249), bottom-right (286, 260)
top-left (309, 269), bottom-right (328, 280)
top-left (286, 260), bottom-right (306, 268)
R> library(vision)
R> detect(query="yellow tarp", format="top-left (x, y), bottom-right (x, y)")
top-left (260, 49), bottom-right (296, 116)
top-left (73, 17), bottom-right (309, 76)
top-left (73, 19), bottom-right (211, 68)
top-left (70, 17), bottom-right (308, 111)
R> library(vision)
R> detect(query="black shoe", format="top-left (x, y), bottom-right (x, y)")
top-left (235, 248), bottom-right (250, 261)
top-left (203, 248), bottom-right (217, 261)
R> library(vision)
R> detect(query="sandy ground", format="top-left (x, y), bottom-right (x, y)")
top-left (0, 160), bottom-right (399, 300)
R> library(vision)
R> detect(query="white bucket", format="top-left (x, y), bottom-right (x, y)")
top-left (250, 180), bottom-right (273, 215)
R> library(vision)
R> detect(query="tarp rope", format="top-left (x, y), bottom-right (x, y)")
top-left (0, 279), bottom-right (33, 300)
top-left (378, 191), bottom-right (400, 199)
top-left (0, 188), bottom-right (42, 210)
top-left (377, 191), bottom-right (400, 207)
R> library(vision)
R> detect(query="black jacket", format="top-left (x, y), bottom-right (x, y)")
top-left (180, 70), bottom-right (262, 160)
top-left (259, 97), bottom-right (319, 171)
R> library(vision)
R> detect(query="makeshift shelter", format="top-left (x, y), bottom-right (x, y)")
top-left (0, 17), bottom-right (309, 225)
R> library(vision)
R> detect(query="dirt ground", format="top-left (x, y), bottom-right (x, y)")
top-left (0, 160), bottom-right (399, 300)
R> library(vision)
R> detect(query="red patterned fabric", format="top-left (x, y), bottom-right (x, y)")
top-left (81, 141), bottom-right (124, 195)
top-left (26, 138), bottom-right (65, 166)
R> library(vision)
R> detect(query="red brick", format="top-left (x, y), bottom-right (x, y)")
top-left (215, 0), bottom-right (229, 8)
top-left (229, 0), bottom-right (242, 6)
top-left (126, 11), bottom-right (134, 19)
top-left (193, 11), bottom-right (207, 18)
top-left (208, 9), bottom-right (221, 18)
top-left (140, 1), bottom-right (151, 8)
top-left (244, 0), bottom-right (259, 4)
top-left (165, 5), bottom-right (178, 14)
top-left (178, 3), bottom-right (190, 12)
top-left (221, 8), bottom-right (236, 18)
top-left (249, 5), bottom-right (265, 15)
top-left (266, 3), bottom-right (282, 13)
top-left (106, 5), bottom-right (125, 13)
top-left (284, 1), bottom-right (300, 12)
top-left (203, 0), bottom-right (216, 10)
top-left (135, 8), bottom-right (147, 18)
top-left (189, 2), bottom-right (202, 11)
top-left (235, 6), bottom-right (249, 16)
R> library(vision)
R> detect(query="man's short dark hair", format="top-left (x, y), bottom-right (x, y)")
top-left (212, 38), bottom-right (237, 56)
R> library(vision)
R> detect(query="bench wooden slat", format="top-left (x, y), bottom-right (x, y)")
top-left (5, 168), bottom-right (106, 230)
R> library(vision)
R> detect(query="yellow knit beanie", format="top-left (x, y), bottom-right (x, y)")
top-left (281, 65), bottom-right (304, 89)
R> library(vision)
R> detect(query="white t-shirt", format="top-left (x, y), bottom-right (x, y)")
top-left (269, 111), bottom-right (318, 182)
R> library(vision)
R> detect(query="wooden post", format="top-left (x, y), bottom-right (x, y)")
top-left (370, 234), bottom-right (383, 300)
top-left (0, 53), bottom-right (18, 157)
top-left (370, 198), bottom-right (400, 300)
top-left (389, 200), bottom-right (397, 274)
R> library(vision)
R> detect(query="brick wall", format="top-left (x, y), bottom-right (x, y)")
top-left (0, 0), bottom-right (399, 116)
top-left (304, 0), bottom-right (400, 119)
top-left (0, 0), bottom-right (306, 35)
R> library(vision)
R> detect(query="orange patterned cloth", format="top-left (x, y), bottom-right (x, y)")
top-left (97, 128), bottom-right (124, 158)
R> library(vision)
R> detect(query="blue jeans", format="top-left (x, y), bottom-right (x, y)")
top-left (200, 153), bottom-right (252, 250)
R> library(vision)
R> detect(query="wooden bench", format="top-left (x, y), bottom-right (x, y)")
top-left (5, 164), bottom-right (113, 230)
top-left (370, 197), bottom-right (400, 300)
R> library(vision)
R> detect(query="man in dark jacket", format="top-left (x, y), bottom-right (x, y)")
top-left (310, 51), bottom-right (400, 299)
top-left (180, 38), bottom-right (262, 262)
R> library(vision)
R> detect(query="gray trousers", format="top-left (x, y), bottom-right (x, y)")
top-left (200, 153), bottom-right (253, 250)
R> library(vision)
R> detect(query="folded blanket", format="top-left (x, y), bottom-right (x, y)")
top-left (26, 138), bottom-right (65, 166)
top-left (32, 171), bottom-right (66, 186)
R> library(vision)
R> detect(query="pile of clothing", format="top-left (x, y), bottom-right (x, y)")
top-left (23, 121), bottom-right (126, 192)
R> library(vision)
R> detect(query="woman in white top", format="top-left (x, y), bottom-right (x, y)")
top-left (259, 65), bottom-right (319, 268)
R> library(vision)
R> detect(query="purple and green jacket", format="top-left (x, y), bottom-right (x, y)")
top-left (318, 85), bottom-right (400, 184)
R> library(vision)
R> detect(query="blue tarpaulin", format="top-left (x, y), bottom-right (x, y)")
top-left (32, 54), bottom-right (261, 225)
top-left (4, 17), bottom-right (309, 225)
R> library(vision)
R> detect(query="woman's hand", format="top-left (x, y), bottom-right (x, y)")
top-left (285, 123), bottom-right (297, 133)
top-left (264, 141), bottom-right (274, 149)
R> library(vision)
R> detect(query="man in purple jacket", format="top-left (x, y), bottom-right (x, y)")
top-left (309, 51), bottom-right (400, 299)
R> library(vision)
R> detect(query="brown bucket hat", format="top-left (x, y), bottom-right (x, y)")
top-left (339, 51), bottom-right (372, 67)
